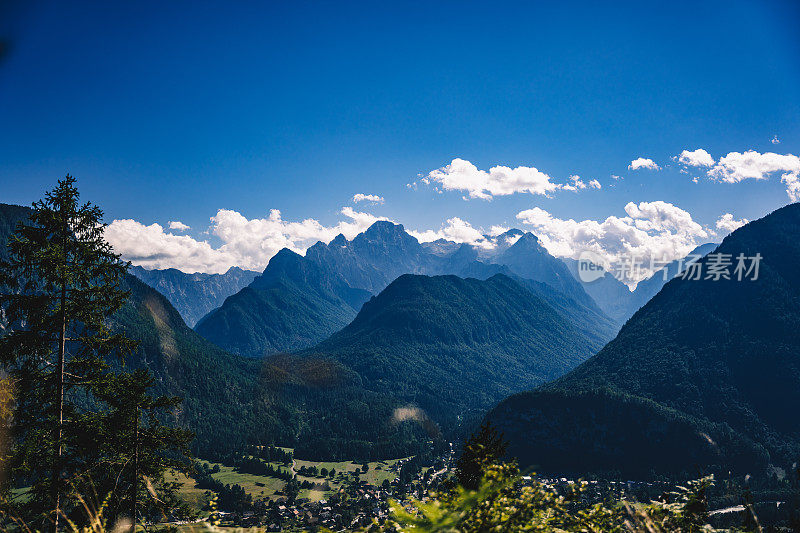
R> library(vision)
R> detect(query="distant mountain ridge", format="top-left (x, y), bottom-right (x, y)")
top-left (562, 242), bottom-right (717, 323)
top-left (129, 265), bottom-right (259, 326)
top-left (196, 222), bottom-right (606, 358)
top-left (488, 203), bottom-right (800, 477)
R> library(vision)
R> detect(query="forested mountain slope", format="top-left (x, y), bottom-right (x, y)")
top-left (114, 274), bottom-right (268, 456)
top-left (0, 203), bottom-right (273, 457)
top-left (488, 203), bottom-right (800, 477)
top-left (300, 273), bottom-right (607, 433)
top-left (195, 248), bottom-right (373, 357)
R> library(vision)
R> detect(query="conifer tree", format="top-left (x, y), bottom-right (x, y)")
top-left (91, 368), bottom-right (192, 528)
top-left (0, 176), bottom-right (134, 530)
top-left (454, 422), bottom-right (507, 490)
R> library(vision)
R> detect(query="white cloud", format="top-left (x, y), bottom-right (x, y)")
top-left (488, 225), bottom-right (510, 237)
top-left (423, 158), bottom-right (562, 200)
top-left (628, 157), bottom-right (660, 171)
top-left (771, 135), bottom-right (781, 145)
top-left (516, 201), bottom-right (711, 286)
top-left (715, 213), bottom-right (748, 234)
top-left (352, 193), bottom-right (385, 204)
top-left (106, 220), bottom-right (228, 274)
top-left (784, 174), bottom-right (800, 202)
top-left (168, 221), bottom-right (191, 231)
top-left (708, 150), bottom-right (800, 201)
top-left (107, 207), bottom-right (390, 274)
top-left (562, 175), bottom-right (602, 191)
top-left (677, 149), bottom-right (715, 168)
top-left (409, 217), bottom-right (495, 249)
top-left (611, 174), bottom-right (622, 180)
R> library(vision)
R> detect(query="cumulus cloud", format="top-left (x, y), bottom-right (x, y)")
top-left (422, 158), bottom-right (563, 200)
top-left (168, 221), bottom-right (191, 231)
top-left (488, 225), bottom-right (510, 236)
top-left (352, 193), bottom-right (385, 204)
top-left (106, 220), bottom-right (226, 274)
top-left (516, 201), bottom-right (711, 286)
top-left (628, 158), bottom-right (660, 171)
top-left (563, 175), bottom-right (602, 191)
top-left (708, 150), bottom-right (800, 201)
top-left (715, 213), bottom-right (748, 234)
top-left (409, 217), bottom-right (494, 249)
top-left (677, 149), bottom-right (715, 168)
top-left (771, 135), bottom-right (781, 145)
top-left (107, 207), bottom-right (390, 274)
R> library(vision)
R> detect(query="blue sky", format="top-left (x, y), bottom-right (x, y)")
top-left (1, 0), bottom-right (799, 279)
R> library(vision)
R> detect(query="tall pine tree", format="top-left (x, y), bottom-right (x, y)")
top-left (91, 369), bottom-right (192, 528)
top-left (0, 176), bottom-right (134, 530)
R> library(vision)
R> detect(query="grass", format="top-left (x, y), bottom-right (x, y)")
top-left (164, 470), bottom-right (212, 510)
top-left (172, 450), bottom-right (409, 509)
top-left (210, 465), bottom-right (287, 497)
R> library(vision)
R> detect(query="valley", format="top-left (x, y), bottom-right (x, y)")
top-left (2, 198), bottom-right (800, 531)
top-left (161, 446), bottom-right (452, 531)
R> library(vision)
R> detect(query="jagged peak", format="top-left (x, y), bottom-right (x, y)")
top-left (362, 220), bottom-right (407, 237)
top-left (451, 242), bottom-right (479, 258)
top-left (498, 228), bottom-right (524, 238)
top-left (264, 247), bottom-right (303, 270)
top-left (505, 231), bottom-right (542, 251)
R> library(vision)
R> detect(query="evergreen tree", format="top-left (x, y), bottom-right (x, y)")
top-left (91, 368), bottom-right (193, 527)
top-left (454, 422), bottom-right (507, 490)
top-left (0, 176), bottom-right (134, 530)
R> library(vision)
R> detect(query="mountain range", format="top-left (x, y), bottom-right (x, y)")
top-left (0, 203), bottom-right (612, 461)
top-left (6, 198), bottom-right (796, 476)
top-left (129, 265), bottom-right (259, 326)
top-left (194, 221), bottom-right (608, 358)
top-left (488, 203), bottom-right (800, 477)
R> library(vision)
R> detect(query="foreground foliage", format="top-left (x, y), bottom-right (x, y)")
top-left (383, 464), bottom-right (720, 532)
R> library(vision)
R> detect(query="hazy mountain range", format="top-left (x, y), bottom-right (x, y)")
top-left (193, 221), bottom-right (609, 358)
top-left (128, 219), bottom-right (712, 353)
top-left (128, 265), bottom-right (259, 326)
top-left (563, 242), bottom-right (717, 323)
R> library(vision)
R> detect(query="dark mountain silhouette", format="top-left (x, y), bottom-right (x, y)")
top-left (488, 203), bottom-right (800, 477)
